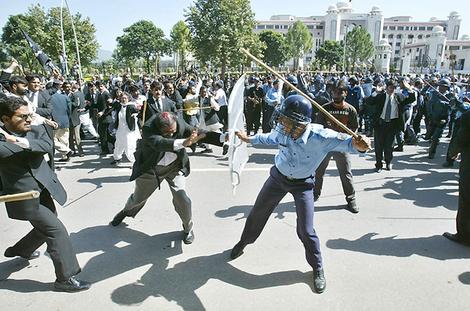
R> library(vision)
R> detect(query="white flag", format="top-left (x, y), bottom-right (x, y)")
top-left (227, 74), bottom-right (249, 195)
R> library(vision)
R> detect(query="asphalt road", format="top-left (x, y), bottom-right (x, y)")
top-left (1, 135), bottom-right (469, 311)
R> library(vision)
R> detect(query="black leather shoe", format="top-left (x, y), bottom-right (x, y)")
top-left (314, 195), bottom-right (320, 202)
top-left (183, 230), bottom-right (195, 244)
top-left (375, 167), bottom-right (382, 173)
top-left (110, 211), bottom-right (126, 226)
top-left (385, 163), bottom-right (392, 171)
top-left (230, 241), bottom-right (245, 259)
top-left (346, 200), bottom-right (359, 214)
top-left (443, 232), bottom-right (470, 246)
top-left (54, 276), bottom-right (91, 292)
top-left (222, 144), bottom-right (229, 156)
top-left (313, 268), bottom-right (326, 293)
top-left (4, 247), bottom-right (40, 260)
top-left (393, 146), bottom-right (403, 152)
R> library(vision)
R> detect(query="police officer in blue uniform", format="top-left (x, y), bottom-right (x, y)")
top-left (231, 95), bottom-right (371, 293)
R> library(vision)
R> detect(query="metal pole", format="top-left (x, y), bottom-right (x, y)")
top-left (64, 0), bottom-right (83, 81)
top-left (343, 25), bottom-right (347, 72)
top-left (60, 0), bottom-right (68, 76)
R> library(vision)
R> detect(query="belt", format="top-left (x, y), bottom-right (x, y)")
top-left (275, 167), bottom-right (312, 182)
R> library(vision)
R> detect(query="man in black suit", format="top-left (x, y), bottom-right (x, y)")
top-left (444, 110), bottom-right (470, 246)
top-left (367, 79), bottom-right (415, 172)
top-left (144, 81), bottom-right (177, 122)
top-left (110, 112), bottom-right (225, 244)
top-left (0, 96), bottom-right (90, 292)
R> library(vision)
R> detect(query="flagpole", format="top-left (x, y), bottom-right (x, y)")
top-left (64, 0), bottom-right (83, 81)
top-left (60, 0), bottom-right (68, 76)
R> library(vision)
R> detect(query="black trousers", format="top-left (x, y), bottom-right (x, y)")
top-left (457, 156), bottom-right (470, 242)
top-left (314, 151), bottom-right (355, 202)
top-left (446, 119), bottom-right (461, 164)
top-left (246, 103), bottom-right (262, 135)
top-left (374, 120), bottom-right (398, 167)
top-left (7, 191), bottom-right (80, 281)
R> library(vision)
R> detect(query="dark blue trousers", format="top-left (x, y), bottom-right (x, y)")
top-left (239, 166), bottom-right (322, 270)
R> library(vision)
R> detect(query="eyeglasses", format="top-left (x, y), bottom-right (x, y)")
top-left (14, 113), bottom-right (34, 121)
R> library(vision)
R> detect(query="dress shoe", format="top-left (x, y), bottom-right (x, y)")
top-left (385, 163), bottom-right (392, 171)
top-left (346, 200), bottom-right (359, 214)
top-left (183, 230), bottom-right (195, 244)
top-left (222, 144), bottom-right (229, 156)
top-left (314, 194), bottom-right (320, 202)
top-left (110, 211), bottom-right (126, 226)
top-left (230, 241), bottom-right (245, 259)
top-left (58, 151), bottom-right (73, 162)
top-left (4, 247), bottom-right (40, 260)
top-left (200, 147), bottom-right (213, 154)
top-left (189, 144), bottom-right (197, 153)
top-left (443, 232), bottom-right (470, 246)
top-left (54, 276), bottom-right (91, 292)
top-left (393, 146), bottom-right (403, 152)
top-left (375, 167), bottom-right (382, 173)
top-left (110, 159), bottom-right (121, 165)
top-left (313, 268), bottom-right (326, 294)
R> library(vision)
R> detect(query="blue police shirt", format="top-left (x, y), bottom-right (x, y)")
top-left (250, 124), bottom-right (357, 179)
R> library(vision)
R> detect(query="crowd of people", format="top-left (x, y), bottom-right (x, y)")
top-left (1, 55), bottom-right (469, 294)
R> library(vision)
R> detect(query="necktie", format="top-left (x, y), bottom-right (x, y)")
top-left (158, 99), bottom-right (162, 111)
top-left (384, 96), bottom-right (392, 122)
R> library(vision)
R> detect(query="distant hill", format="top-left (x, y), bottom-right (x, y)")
top-left (95, 49), bottom-right (113, 62)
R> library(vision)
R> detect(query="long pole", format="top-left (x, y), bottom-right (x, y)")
top-left (64, 0), bottom-right (82, 81)
top-left (0, 191), bottom-right (40, 203)
top-left (240, 48), bottom-right (357, 137)
top-left (343, 25), bottom-right (347, 72)
top-left (60, 0), bottom-right (68, 76)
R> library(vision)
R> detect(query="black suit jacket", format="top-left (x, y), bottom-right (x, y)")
top-left (367, 91), bottom-right (416, 130)
top-left (144, 96), bottom-right (177, 122)
top-left (130, 115), bottom-right (223, 181)
top-left (0, 125), bottom-right (67, 220)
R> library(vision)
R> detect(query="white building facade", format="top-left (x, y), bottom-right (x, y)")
top-left (254, 2), bottom-right (467, 72)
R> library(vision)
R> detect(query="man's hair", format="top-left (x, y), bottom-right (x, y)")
top-left (8, 75), bottom-right (28, 88)
top-left (0, 96), bottom-right (28, 119)
top-left (150, 81), bottom-right (163, 91)
top-left (25, 73), bottom-right (42, 83)
top-left (128, 84), bottom-right (139, 92)
top-left (95, 81), bottom-right (103, 87)
top-left (155, 112), bottom-right (177, 134)
top-left (333, 80), bottom-right (348, 93)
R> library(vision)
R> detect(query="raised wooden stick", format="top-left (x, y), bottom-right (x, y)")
top-left (240, 48), bottom-right (357, 137)
top-left (0, 191), bottom-right (40, 203)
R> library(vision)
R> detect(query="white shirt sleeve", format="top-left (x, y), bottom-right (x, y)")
top-left (173, 139), bottom-right (186, 150)
top-left (14, 137), bottom-right (30, 149)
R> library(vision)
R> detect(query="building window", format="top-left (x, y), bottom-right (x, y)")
top-left (266, 25), bottom-right (273, 29)
top-left (405, 26), bottom-right (410, 30)
top-left (307, 25), bottom-right (314, 29)
top-left (284, 25), bottom-right (289, 29)
top-left (419, 26), bottom-right (425, 31)
top-left (382, 34), bottom-right (386, 38)
top-left (396, 42), bottom-right (401, 46)
top-left (408, 34), bottom-right (414, 39)
top-left (383, 54), bottom-right (387, 59)
top-left (418, 35), bottom-right (423, 39)
top-left (397, 34), bottom-right (402, 39)
top-left (443, 27), bottom-right (447, 31)
top-left (317, 25), bottom-right (323, 29)
top-left (384, 26), bottom-right (388, 30)
top-left (414, 26), bottom-right (418, 30)
top-left (426, 34), bottom-right (430, 38)
top-left (398, 26), bottom-right (404, 30)
top-left (427, 26), bottom-right (433, 31)
top-left (389, 26), bottom-right (396, 30)
top-left (388, 34), bottom-right (394, 38)
top-left (395, 50), bottom-right (400, 54)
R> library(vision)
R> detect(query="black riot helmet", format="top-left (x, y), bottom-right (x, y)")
top-left (270, 95), bottom-right (312, 139)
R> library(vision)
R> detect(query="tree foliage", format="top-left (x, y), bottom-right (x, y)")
top-left (258, 30), bottom-right (288, 68)
top-left (285, 20), bottom-right (313, 70)
top-left (115, 20), bottom-right (168, 74)
top-left (170, 20), bottom-right (192, 73)
top-left (1, 4), bottom-right (99, 74)
top-left (344, 26), bottom-right (374, 72)
top-left (186, 0), bottom-right (262, 78)
top-left (315, 40), bottom-right (343, 71)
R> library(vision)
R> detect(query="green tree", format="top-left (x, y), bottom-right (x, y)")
top-left (1, 4), bottom-right (98, 74)
top-left (344, 26), bottom-right (374, 72)
top-left (285, 20), bottom-right (313, 70)
top-left (315, 40), bottom-right (343, 71)
top-left (258, 30), bottom-right (287, 68)
top-left (170, 20), bottom-right (191, 73)
top-left (116, 20), bottom-right (167, 74)
top-left (186, 0), bottom-right (261, 78)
